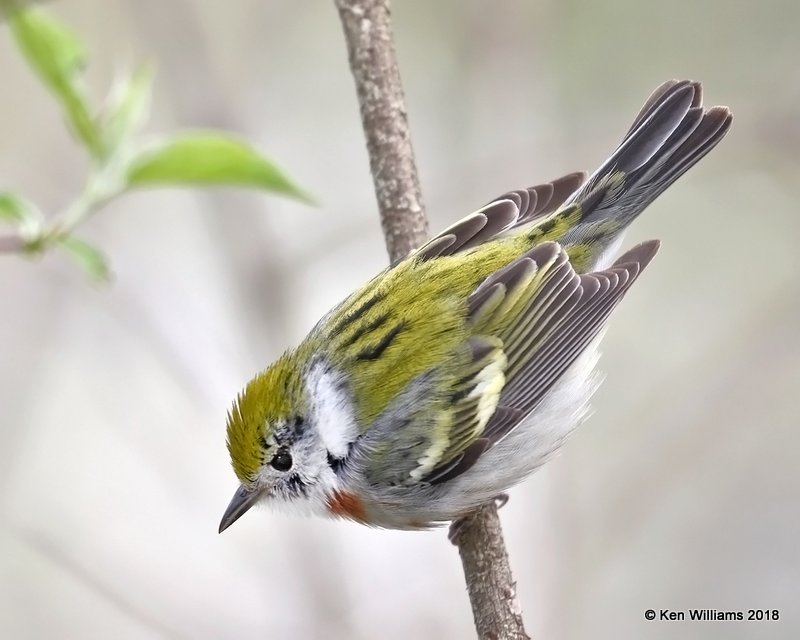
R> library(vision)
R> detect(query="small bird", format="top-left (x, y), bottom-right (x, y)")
top-left (219, 80), bottom-right (732, 533)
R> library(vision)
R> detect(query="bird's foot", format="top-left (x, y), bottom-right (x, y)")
top-left (448, 493), bottom-right (510, 545)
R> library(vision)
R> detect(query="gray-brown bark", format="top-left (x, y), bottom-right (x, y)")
top-left (455, 505), bottom-right (530, 639)
top-left (333, 0), bottom-right (427, 261)
top-left (333, 2), bottom-right (529, 638)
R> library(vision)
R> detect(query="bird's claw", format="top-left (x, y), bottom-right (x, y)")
top-left (448, 494), bottom-right (510, 545)
top-left (448, 517), bottom-right (468, 545)
top-left (494, 492), bottom-right (509, 509)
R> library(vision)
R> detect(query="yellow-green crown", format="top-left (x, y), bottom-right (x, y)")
top-left (226, 352), bottom-right (305, 483)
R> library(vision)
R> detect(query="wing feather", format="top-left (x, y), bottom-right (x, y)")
top-left (424, 240), bottom-right (660, 483)
top-left (414, 199), bottom-right (519, 261)
top-left (413, 172), bottom-right (587, 263)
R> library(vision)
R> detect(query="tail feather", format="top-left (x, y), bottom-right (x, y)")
top-left (624, 80), bottom-right (702, 137)
top-left (639, 106), bottom-right (731, 204)
top-left (562, 80), bottom-right (732, 251)
top-left (590, 81), bottom-right (697, 182)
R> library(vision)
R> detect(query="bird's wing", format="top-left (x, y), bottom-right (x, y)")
top-left (413, 172), bottom-right (586, 263)
top-left (357, 239), bottom-right (658, 487)
top-left (422, 239), bottom-right (660, 484)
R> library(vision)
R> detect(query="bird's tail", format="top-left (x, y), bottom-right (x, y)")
top-left (561, 80), bottom-right (732, 264)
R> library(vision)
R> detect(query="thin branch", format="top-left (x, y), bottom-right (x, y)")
top-left (334, 0), bottom-right (427, 262)
top-left (455, 505), bottom-right (530, 639)
top-left (333, 2), bottom-right (529, 638)
top-left (0, 234), bottom-right (24, 252)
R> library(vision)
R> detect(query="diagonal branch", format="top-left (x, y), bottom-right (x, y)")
top-left (454, 504), bottom-right (529, 639)
top-left (0, 235), bottom-right (24, 252)
top-left (334, 0), bottom-right (427, 262)
top-left (333, 2), bottom-right (529, 638)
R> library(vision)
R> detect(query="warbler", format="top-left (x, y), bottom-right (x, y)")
top-left (219, 80), bottom-right (731, 532)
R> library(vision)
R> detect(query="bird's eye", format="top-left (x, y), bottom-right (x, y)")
top-left (270, 449), bottom-right (293, 472)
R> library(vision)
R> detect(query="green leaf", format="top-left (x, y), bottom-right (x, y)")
top-left (0, 191), bottom-right (44, 237)
top-left (125, 132), bottom-right (315, 203)
top-left (7, 4), bottom-right (101, 155)
top-left (0, 192), bottom-right (33, 223)
top-left (100, 62), bottom-right (154, 157)
top-left (59, 235), bottom-right (110, 281)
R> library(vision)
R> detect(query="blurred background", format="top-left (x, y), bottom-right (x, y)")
top-left (1, 0), bottom-right (798, 638)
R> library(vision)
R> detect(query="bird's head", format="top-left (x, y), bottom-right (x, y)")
top-left (219, 353), bottom-right (334, 532)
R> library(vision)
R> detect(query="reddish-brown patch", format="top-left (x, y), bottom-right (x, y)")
top-left (326, 490), bottom-right (368, 523)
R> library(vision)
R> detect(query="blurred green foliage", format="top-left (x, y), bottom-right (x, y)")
top-left (0, 1), bottom-right (311, 280)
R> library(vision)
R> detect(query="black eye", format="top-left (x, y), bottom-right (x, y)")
top-left (270, 449), bottom-right (293, 472)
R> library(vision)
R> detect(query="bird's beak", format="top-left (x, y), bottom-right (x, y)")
top-left (219, 484), bottom-right (261, 533)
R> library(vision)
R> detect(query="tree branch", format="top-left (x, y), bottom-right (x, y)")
top-left (334, 0), bottom-right (427, 262)
top-left (0, 235), bottom-right (24, 252)
top-left (333, 2), bottom-right (529, 638)
top-left (454, 504), bottom-right (529, 639)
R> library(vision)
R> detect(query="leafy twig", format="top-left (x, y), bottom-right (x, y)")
top-left (0, 2), bottom-right (310, 278)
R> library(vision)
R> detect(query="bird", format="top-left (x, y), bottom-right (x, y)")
top-left (219, 80), bottom-right (732, 533)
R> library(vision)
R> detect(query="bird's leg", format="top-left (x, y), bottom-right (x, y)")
top-left (448, 517), bottom-right (468, 545)
top-left (448, 493), bottom-right (510, 545)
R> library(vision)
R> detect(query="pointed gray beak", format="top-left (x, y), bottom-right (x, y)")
top-left (219, 484), bottom-right (261, 533)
